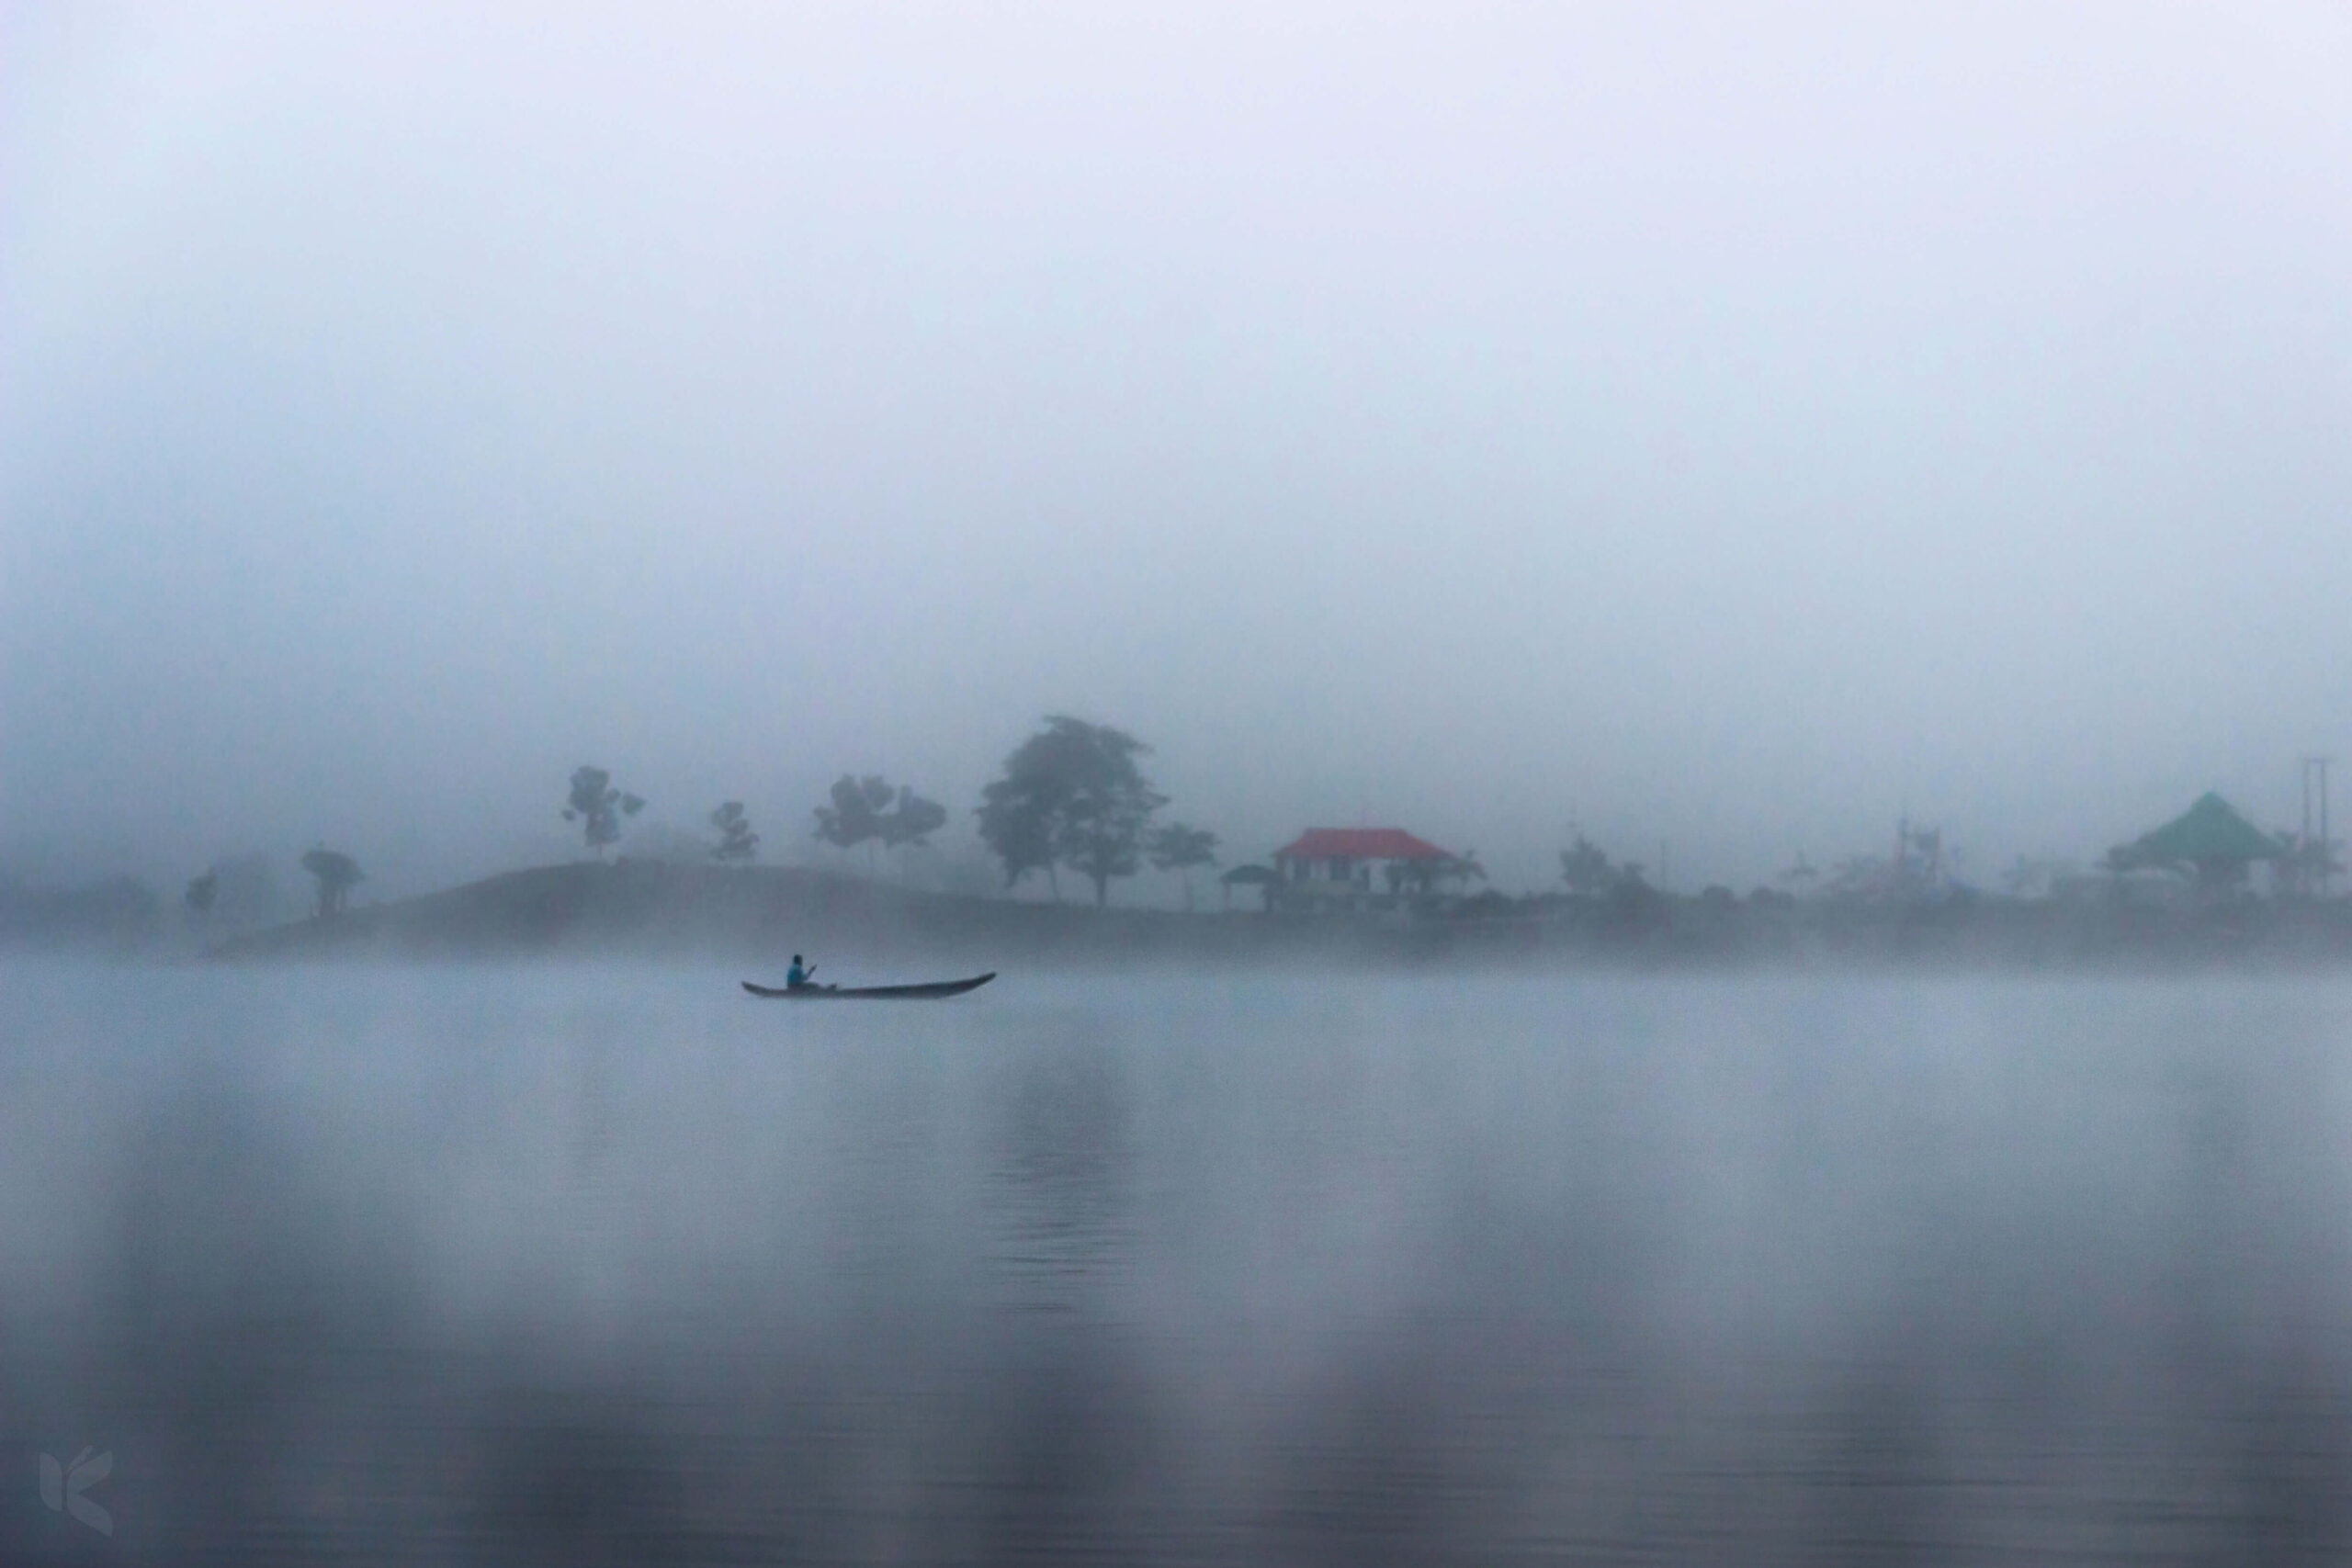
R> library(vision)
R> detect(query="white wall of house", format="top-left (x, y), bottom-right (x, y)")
top-left (1279, 855), bottom-right (1420, 892)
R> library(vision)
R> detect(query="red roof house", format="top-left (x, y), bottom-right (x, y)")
top-left (1272, 829), bottom-right (1451, 864)
top-left (1269, 828), bottom-right (1457, 909)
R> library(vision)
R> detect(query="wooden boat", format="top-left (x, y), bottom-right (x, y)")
top-left (741, 973), bottom-right (995, 1000)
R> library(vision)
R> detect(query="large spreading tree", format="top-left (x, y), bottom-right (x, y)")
top-left (978, 716), bottom-right (1167, 906)
top-left (975, 769), bottom-right (1060, 897)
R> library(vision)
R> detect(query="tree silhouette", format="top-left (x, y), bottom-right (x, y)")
top-left (817, 774), bottom-right (944, 874)
top-left (1148, 823), bottom-right (1220, 910)
top-left (878, 787), bottom-right (948, 853)
top-left (978, 716), bottom-right (1167, 906)
top-left (1394, 848), bottom-right (1486, 899)
top-left (1559, 836), bottom-right (1614, 896)
top-left (709, 802), bottom-right (759, 864)
top-left (184, 870), bottom-right (219, 916)
top-left (814, 773), bottom-right (895, 866)
top-left (564, 766), bottom-right (645, 858)
top-left (977, 773), bottom-right (1061, 897)
top-left (300, 848), bottom-right (364, 919)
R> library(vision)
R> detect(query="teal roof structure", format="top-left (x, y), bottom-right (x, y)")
top-left (2117, 792), bottom-right (2286, 869)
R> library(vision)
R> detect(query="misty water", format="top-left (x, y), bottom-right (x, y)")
top-left (6, 963), bottom-right (2352, 1563)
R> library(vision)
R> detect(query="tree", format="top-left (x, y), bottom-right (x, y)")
top-left (816, 774), bottom-right (944, 874)
top-left (709, 802), bottom-right (759, 864)
top-left (1442, 850), bottom-right (1487, 891)
top-left (814, 774), bottom-right (895, 865)
top-left (877, 787), bottom-right (948, 853)
top-left (976, 782), bottom-right (1057, 897)
top-left (1148, 823), bottom-right (1220, 911)
top-left (1395, 848), bottom-right (1487, 899)
top-left (977, 716), bottom-right (1168, 906)
top-left (1560, 836), bottom-right (1614, 897)
top-left (300, 848), bottom-right (364, 919)
top-left (564, 766), bottom-right (645, 858)
top-left (1605, 860), bottom-right (1666, 931)
top-left (184, 870), bottom-right (219, 916)
top-left (1047, 718), bottom-right (1168, 907)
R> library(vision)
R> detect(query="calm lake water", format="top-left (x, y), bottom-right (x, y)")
top-left (5, 962), bottom-right (2352, 1563)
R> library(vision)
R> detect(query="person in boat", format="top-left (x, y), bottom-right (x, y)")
top-left (786, 954), bottom-right (813, 989)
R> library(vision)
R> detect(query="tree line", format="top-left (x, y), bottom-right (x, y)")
top-left (558, 716), bottom-right (1218, 908)
top-left (197, 715), bottom-right (1225, 926)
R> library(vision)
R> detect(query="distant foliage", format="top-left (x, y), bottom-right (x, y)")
top-left (978, 716), bottom-right (1167, 906)
top-left (976, 770), bottom-right (1060, 896)
top-left (1148, 822), bottom-right (1220, 910)
top-left (708, 802), bottom-right (759, 864)
top-left (1389, 848), bottom-right (1486, 899)
top-left (1560, 835), bottom-right (1614, 896)
top-left (207, 851), bottom-right (296, 930)
top-left (300, 847), bottom-right (364, 919)
top-left (814, 774), bottom-right (896, 855)
top-left (0, 874), bottom-right (161, 950)
top-left (816, 776), bottom-right (948, 873)
top-left (564, 765), bottom-right (645, 857)
top-left (184, 870), bottom-right (219, 915)
top-left (879, 788), bottom-right (948, 851)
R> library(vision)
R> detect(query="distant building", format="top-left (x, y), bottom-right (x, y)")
top-left (2111, 792), bottom-right (2286, 896)
top-left (1270, 828), bottom-right (1455, 912)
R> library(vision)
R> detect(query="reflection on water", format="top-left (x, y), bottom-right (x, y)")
top-left (3, 966), bottom-right (2352, 1562)
top-left (989, 1028), bottom-right (1133, 1319)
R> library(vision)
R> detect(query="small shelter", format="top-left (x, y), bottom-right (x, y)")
top-left (1218, 863), bottom-right (1279, 911)
top-left (2111, 792), bottom-right (2287, 893)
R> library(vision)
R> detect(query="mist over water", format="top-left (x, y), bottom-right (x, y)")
top-left (9, 8), bottom-right (2352, 1562)
top-left (7, 6), bottom-right (2352, 891)
top-left (6, 963), bottom-right (2351, 1562)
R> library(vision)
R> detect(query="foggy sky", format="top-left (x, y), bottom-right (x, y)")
top-left (6, 3), bottom-right (2348, 899)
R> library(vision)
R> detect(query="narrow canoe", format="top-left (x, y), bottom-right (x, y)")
top-left (741, 973), bottom-right (996, 1000)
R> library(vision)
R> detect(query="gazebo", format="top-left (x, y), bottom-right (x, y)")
top-left (2110, 792), bottom-right (2287, 893)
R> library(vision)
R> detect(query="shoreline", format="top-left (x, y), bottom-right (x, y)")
top-left (69, 858), bottom-right (2352, 976)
